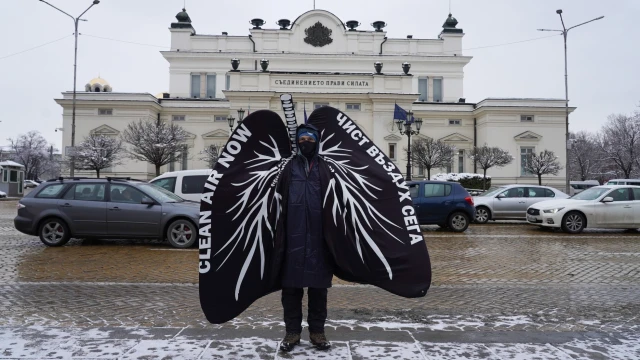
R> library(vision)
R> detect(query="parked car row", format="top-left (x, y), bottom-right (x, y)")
top-left (11, 172), bottom-right (640, 248)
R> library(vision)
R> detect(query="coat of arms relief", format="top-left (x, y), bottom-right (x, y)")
top-left (304, 22), bottom-right (333, 47)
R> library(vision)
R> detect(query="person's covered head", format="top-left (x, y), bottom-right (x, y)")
top-left (296, 125), bottom-right (320, 158)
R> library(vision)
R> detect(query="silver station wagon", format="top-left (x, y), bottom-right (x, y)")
top-left (14, 177), bottom-right (200, 248)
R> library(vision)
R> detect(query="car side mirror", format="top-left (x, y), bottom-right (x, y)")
top-left (601, 197), bottom-right (613, 203)
top-left (496, 193), bottom-right (505, 199)
top-left (141, 197), bottom-right (155, 205)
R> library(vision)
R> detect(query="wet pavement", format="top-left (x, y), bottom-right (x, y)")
top-left (0, 200), bottom-right (639, 359)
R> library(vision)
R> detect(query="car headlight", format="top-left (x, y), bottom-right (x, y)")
top-left (543, 207), bottom-right (564, 214)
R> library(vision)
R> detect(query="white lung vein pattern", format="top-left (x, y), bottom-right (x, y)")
top-left (213, 135), bottom-right (288, 301)
top-left (319, 131), bottom-right (400, 280)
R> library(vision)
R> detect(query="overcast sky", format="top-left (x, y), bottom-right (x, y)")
top-left (1, 0), bottom-right (638, 150)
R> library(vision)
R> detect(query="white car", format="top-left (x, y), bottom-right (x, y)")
top-left (527, 185), bottom-right (640, 233)
top-left (150, 169), bottom-right (212, 202)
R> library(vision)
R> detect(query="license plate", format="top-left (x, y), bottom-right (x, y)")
top-left (527, 215), bottom-right (537, 222)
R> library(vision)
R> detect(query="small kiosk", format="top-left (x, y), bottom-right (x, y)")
top-left (0, 161), bottom-right (25, 198)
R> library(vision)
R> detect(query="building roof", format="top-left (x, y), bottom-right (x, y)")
top-left (0, 160), bottom-right (25, 168)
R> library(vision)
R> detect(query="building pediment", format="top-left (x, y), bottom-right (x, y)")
top-left (514, 131), bottom-right (543, 141)
top-left (183, 131), bottom-right (197, 140)
top-left (90, 124), bottom-right (119, 136)
top-left (202, 129), bottom-right (230, 139)
top-left (384, 134), bottom-right (402, 141)
top-left (414, 134), bottom-right (432, 141)
top-left (439, 132), bottom-right (473, 143)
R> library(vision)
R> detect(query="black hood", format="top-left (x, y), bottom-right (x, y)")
top-left (296, 124), bottom-right (320, 157)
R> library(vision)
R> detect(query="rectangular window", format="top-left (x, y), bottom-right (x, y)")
top-left (206, 74), bottom-right (216, 98)
top-left (9, 170), bottom-right (17, 182)
top-left (314, 102), bottom-right (329, 109)
top-left (424, 183), bottom-right (452, 197)
top-left (446, 164), bottom-right (452, 173)
top-left (172, 115), bottom-right (186, 122)
top-left (65, 184), bottom-right (106, 201)
top-left (458, 150), bottom-right (464, 173)
top-left (346, 103), bottom-right (361, 111)
top-left (150, 177), bottom-right (176, 192)
top-left (449, 119), bottom-right (461, 126)
top-left (190, 74), bottom-right (201, 98)
top-left (409, 183), bottom-right (419, 198)
top-left (181, 175), bottom-right (209, 194)
top-left (2, 169), bottom-right (7, 182)
top-left (169, 159), bottom-right (175, 172)
top-left (418, 78), bottom-right (428, 102)
top-left (214, 115), bottom-right (227, 122)
top-left (98, 109), bottom-right (113, 115)
top-left (181, 145), bottom-right (188, 170)
top-left (521, 115), bottom-right (534, 122)
top-left (388, 143), bottom-right (397, 160)
top-left (35, 184), bottom-right (67, 199)
top-left (417, 165), bottom-right (424, 176)
top-left (433, 78), bottom-right (443, 102)
top-left (521, 147), bottom-right (535, 175)
top-left (225, 74), bottom-right (230, 90)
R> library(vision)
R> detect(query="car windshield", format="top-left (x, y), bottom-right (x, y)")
top-left (137, 183), bottom-right (185, 203)
top-left (479, 187), bottom-right (505, 197)
top-left (570, 187), bottom-right (610, 200)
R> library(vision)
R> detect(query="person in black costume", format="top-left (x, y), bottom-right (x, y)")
top-left (279, 124), bottom-right (332, 352)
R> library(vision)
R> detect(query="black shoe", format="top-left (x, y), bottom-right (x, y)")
top-left (280, 333), bottom-right (301, 352)
top-left (309, 332), bottom-right (331, 351)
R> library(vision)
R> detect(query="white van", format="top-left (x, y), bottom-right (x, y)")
top-left (606, 179), bottom-right (640, 186)
top-left (150, 169), bottom-right (211, 202)
top-left (570, 180), bottom-right (599, 194)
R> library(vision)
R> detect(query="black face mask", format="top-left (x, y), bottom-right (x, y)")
top-left (299, 141), bottom-right (316, 157)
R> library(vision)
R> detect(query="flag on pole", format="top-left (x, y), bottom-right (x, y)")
top-left (304, 100), bottom-right (308, 124)
top-left (393, 103), bottom-right (407, 121)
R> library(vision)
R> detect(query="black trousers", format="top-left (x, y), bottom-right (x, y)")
top-left (281, 287), bottom-right (328, 334)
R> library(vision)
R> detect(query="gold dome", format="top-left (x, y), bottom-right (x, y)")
top-left (88, 77), bottom-right (110, 86)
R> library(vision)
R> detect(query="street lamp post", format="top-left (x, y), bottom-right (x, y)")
top-left (538, 10), bottom-right (604, 194)
top-left (227, 108), bottom-right (246, 130)
top-left (39, 0), bottom-right (100, 177)
top-left (395, 112), bottom-right (423, 181)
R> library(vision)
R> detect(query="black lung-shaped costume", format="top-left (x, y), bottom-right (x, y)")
top-left (198, 106), bottom-right (432, 324)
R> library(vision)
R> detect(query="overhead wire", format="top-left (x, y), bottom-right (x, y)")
top-left (0, 34), bottom-right (73, 61)
top-left (81, 34), bottom-right (169, 49)
top-left (0, 31), bottom-right (560, 62)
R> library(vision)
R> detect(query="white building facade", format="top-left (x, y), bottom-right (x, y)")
top-left (56, 8), bottom-right (574, 187)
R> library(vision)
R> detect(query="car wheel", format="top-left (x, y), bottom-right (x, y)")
top-left (561, 212), bottom-right (585, 234)
top-left (474, 206), bottom-right (490, 224)
top-left (38, 218), bottom-right (71, 247)
top-left (448, 212), bottom-right (470, 232)
top-left (167, 219), bottom-right (197, 248)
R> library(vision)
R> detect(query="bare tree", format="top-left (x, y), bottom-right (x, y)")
top-left (468, 145), bottom-right (514, 190)
top-left (199, 144), bottom-right (222, 169)
top-left (598, 114), bottom-right (640, 179)
top-left (7, 131), bottom-right (54, 180)
top-left (409, 138), bottom-right (456, 180)
top-left (121, 118), bottom-right (188, 176)
top-left (523, 149), bottom-right (563, 185)
top-left (75, 133), bottom-right (124, 178)
top-left (569, 131), bottom-right (602, 181)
